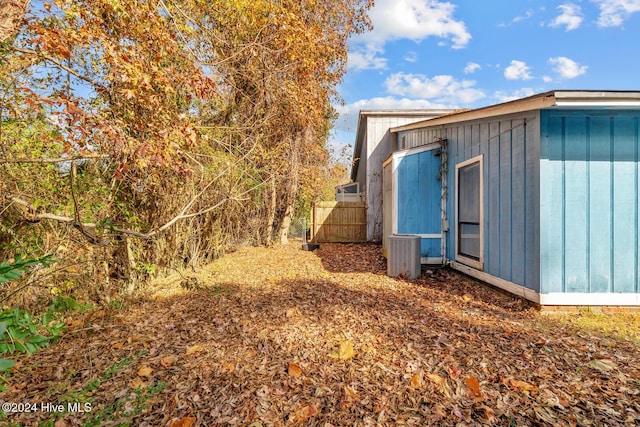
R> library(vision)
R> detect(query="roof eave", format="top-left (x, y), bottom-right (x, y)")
top-left (390, 90), bottom-right (640, 133)
top-left (390, 92), bottom-right (557, 133)
top-left (350, 112), bottom-right (367, 182)
top-left (349, 109), bottom-right (454, 181)
top-left (358, 109), bottom-right (452, 117)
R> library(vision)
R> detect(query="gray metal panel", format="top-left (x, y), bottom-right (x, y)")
top-left (387, 235), bottom-right (421, 279)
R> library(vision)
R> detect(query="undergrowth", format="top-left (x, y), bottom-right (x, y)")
top-left (0, 256), bottom-right (76, 391)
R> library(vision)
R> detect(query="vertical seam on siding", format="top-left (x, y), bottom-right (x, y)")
top-left (497, 121), bottom-right (501, 275)
top-left (610, 117), bottom-right (615, 293)
top-left (561, 117), bottom-right (566, 293)
top-left (510, 120), bottom-right (514, 281)
top-left (586, 117), bottom-right (591, 293)
top-left (523, 118), bottom-right (527, 288)
top-left (635, 117), bottom-right (639, 293)
top-left (486, 127), bottom-right (491, 272)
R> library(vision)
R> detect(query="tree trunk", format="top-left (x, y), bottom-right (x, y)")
top-left (278, 135), bottom-right (300, 245)
top-left (278, 198), bottom-right (293, 245)
top-left (265, 174), bottom-right (276, 245)
top-left (0, 0), bottom-right (29, 45)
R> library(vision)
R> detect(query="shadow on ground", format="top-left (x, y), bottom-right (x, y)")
top-left (4, 243), bottom-right (640, 426)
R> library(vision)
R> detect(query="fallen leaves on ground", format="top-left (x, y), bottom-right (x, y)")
top-left (3, 243), bottom-right (640, 426)
top-left (287, 363), bottom-right (304, 378)
top-left (409, 373), bottom-right (422, 389)
top-left (329, 339), bottom-right (356, 360)
top-left (465, 376), bottom-right (483, 399)
top-left (136, 365), bottom-right (153, 378)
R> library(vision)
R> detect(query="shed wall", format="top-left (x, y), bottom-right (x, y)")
top-left (396, 148), bottom-right (443, 260)
top-left (540, 110), bottom-right (640, 294)
top-left (399, 112), bottom-right (541, 291)
top-left (354, 138), bottom-right (366, 198)
top-left (365, 116), bottom-right (440, 240)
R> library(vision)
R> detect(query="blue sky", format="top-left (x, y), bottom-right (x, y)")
top-left (331, 0), bottom-right (640, 154)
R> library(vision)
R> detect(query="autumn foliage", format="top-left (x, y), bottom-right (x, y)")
top-left (0, 0), bottom-right (372, 303)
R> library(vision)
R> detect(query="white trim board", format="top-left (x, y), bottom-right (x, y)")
top-left (393, 142), bottom-right (443, 159)
top-left (539, 292), bottom-right (640, 306)
top-left (454, 155), bottom-right (484, 271)
top-left (450, 262), bottom-right (540, 303)
top-left (450, 262), bottom-right (640, 306)
top-left (392, 156), bottom-right (398, 235)
top-left (422, 257), bottom-right (445, 265)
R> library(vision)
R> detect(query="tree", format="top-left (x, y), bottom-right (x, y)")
top-left (0, 0), bottom-right (372, 303)
top-left (0, 0), bottom-right (29, 44)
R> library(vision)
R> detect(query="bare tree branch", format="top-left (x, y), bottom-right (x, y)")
top-left (0, 154), bottom-right (109, 164)
top-left (12, 47), bottom-right (104, 88)
top-left (5, 191), bottom-right (238, 241)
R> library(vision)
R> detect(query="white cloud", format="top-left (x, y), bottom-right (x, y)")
top-left (363, 0), bottom-right (471, 48)
top-left (549, 56), bottom-right (588, 78)
top-left (404, 51), bottom-right (418, 63)
top-left (504, 60), bottom-right (533, 80)
top-left (550, 4), bottom-right (584, 30)
top-left (513, 9), bottom-right (535, 23)
top-left (464, 62), bottom-right (481, 74)
top-left (384, 72), bottom-right (486, 104)
top-left (543, 75), bottom-right (554, 83)
top-left (348, 44), bottom-right (388, 70)
top-left (494, 88), bottom-right (537, 103)
top-left (333, 96), bottom-right (450, 133)
top-left (348, 0), bottom-right (471, 70)
top-left (499, 9), bottom-right (535, 26)
top-left (592, 0), bottom-right (640, 27)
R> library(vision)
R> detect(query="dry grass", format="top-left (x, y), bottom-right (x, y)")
top-left (547, 310), bottom-right (640, 344)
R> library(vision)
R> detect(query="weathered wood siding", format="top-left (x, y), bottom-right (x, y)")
top-left (310, 202), bottom-right (366, 243)
top-left (382, 161), bottom-right (393, 256)
top-left (398, 112), bottom-right (541, 292)
top-left (540, 110), bottom-right (640, 294)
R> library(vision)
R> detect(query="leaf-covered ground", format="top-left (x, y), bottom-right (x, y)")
top-left (3, 243), bottom-right (640, 426)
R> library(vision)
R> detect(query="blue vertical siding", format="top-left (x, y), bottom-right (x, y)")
top-left (442, 114), bottom-right (541, 292)
top-left (540, 110), bottom-right (640, 294)
top-left (487, 122), bottom-right (501, 276)
top-left (525, 117), bottom-right (541, 288)
top-left (564, 117), bottom-right (589, 292)
top-left (511, 121), bottom-right (526, 286)
top-left (540, 114), bottom-right (565, 292)
top-left (589, 117), bottom-right (613, 292)
top-left (612, 118), bottom-right (637, 290)
top-left (499, 120), bottom-right (513, 281)
top-left (396, 149), bottom-right (442, 258)
top-left (394, 107), bottom-right (640, 298)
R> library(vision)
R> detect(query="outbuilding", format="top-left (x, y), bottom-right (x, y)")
top-left (380, 90), bottom-right (640, 306)
top-left (350, 109), bottom-right (451, 241)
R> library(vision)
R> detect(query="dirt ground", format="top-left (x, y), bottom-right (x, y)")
top-left (2, 242), bottom-right (640, 426)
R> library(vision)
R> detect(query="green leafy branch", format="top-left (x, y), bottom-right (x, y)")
top-left (0, 254), bottom-right (55, 283)
top-left (0, 255), bottom-right (58, 375)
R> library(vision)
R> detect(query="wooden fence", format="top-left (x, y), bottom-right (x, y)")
top-left (310, 201), bottom-right (366, 243)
